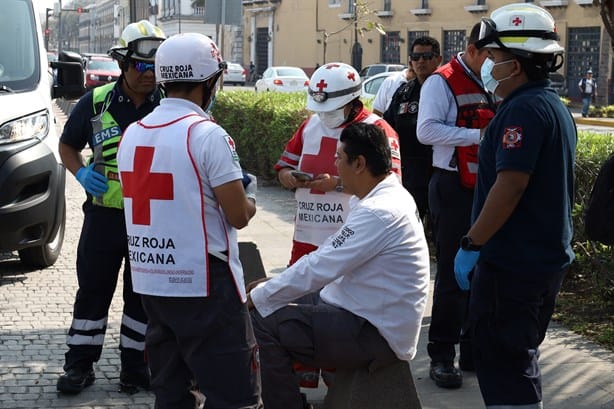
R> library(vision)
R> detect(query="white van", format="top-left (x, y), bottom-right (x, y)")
top-left (0, 0), bottom-right (84, 267)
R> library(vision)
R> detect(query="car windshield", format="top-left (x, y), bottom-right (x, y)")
top-left (87, 59), bottom-right (118, 71)
top-left (368, 66), bottom-right (386, 76)
top-left (0, 0), bottom-right (39, 92)
top-left (277, 68), bottom-right (306, 77)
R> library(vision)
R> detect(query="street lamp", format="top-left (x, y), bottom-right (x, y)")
top-left (45, 8), bottom-right (53, 51)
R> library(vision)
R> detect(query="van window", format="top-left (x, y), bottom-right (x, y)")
top-left (0, 0), bottom-right (39, 92)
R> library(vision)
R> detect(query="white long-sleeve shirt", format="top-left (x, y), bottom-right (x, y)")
top-left (251, 174), bottom-right (430, 361)
top-left (416, 53), bottom-right (481, 171)
top-left (372, 70), bottom-right (409, 114)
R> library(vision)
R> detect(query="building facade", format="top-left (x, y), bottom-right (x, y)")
top-left (242, 0), bottom-right (608, 104)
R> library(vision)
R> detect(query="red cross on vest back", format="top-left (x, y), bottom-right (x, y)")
top-left (301, 136), bottom-right (338, 195)
top-left (390, 138), bottom-right (399, 152)
top-left (121, 146), bottom-right (174, 225)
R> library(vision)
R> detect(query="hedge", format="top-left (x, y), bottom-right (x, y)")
top-left (213, 91), bottom-right (613, 301)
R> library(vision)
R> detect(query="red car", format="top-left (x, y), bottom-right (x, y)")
top-left (83, 54), bottom-right (121, 90)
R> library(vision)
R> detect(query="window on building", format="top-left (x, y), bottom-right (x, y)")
top-left (443, 30), bottom-right (466, 63)
top-left (476, 0), bottom-right (485, 5)
top-left (348, 0), bottom-right (355, 13)
top-left (420, 0), bottom-right (429, 8)
top-left (407, 30), bottom-right (429, 57)
top-left (381, 31), bottom-right (401, 63)
top-left (384, 0), bottom-right (392, 11)
top-left (567, 26), bottom-right (601, 99)
top-left (329, 0), bottom-right (341, 8)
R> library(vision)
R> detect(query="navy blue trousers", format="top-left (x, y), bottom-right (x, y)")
top-left (469, 262), bottom-right (566, 406)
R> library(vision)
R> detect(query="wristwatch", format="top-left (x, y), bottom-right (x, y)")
top-left (335, 177), bottom-right (344, 193)
top-left (460, 235), bottom-right (482, 251)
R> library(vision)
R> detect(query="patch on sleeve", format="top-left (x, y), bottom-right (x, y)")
top-left (502, 127), bottom-right (522, 149)
top-left (225, 135), bottom-right (240, 161)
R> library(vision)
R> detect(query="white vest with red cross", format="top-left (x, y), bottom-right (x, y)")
top-left (294, 110), bottom-right (401, 246)
top-left (117, 113), bottom-right (244, 299)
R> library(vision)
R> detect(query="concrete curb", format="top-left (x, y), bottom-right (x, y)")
top-left (575, 116), bottom-right (614, 127)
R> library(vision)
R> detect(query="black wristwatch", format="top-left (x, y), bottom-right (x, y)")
top-left (460, 235), bottom-right (482, 251)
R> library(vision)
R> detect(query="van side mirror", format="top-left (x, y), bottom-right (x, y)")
top-left (51, 51), bottom-right (86, 100)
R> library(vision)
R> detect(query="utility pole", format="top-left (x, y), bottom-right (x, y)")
top-left (58, 0), bottom-right (63, 54)
top-left (351, 1), bottom-right (362, 71)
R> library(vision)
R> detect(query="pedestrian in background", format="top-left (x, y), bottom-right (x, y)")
top-left (416, 23), bottom-right (496, 389)
top-left (578, 68), bottom-right (597, 117)
top-left (249, 122), bottom-right (430, 409)
top-left (57, 20), bottom-right (166, 395)
top-left (455, 4), bottom-right (576, 408)
top-left (384, 36), bottom-right (442, 220)
top-left (117, 33), bottom-right (261, 409)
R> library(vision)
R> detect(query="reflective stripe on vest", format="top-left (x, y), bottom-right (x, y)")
top-left (90, 82), bottom-right (124, 208)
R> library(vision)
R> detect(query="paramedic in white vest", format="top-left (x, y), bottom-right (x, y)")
top-left (117, 33), bottom-right (261, 409)
top-left (275, 62), bottom-right (401, 388)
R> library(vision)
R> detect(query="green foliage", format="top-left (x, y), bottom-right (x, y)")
top-left (589, 104), bottom-right (614, 118)
top-left (212, 90), bottom-right (310, 181)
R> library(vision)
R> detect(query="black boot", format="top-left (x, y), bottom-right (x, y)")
top-left (119, 367), bottom-right (151, 394)
top-left (429, 362), bottom-right (462, 389)
top-left (57, 367), bottom-right (95, 394)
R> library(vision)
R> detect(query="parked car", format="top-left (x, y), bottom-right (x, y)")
top-left (255, 66), bottom-right (309, 93)
top-left (223, 63), bottom-right (247, 86)
top-left (549, 72), bottom-right (568, 96)
top-left (83, 53), bottom-right (121, 90)
top-left (361, 71), bottom-right (396, 101)
top-left (359, 63), bottom-right (405, 79)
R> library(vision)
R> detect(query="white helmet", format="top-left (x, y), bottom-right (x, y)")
top-left (476, 3), bottom-right (564, 56)
top-left (307, 63), bottom-right (362, 112)
top-left (108, 20), bottom-right (166, 62)
top-left (155, 33), bottom-right (225, 84)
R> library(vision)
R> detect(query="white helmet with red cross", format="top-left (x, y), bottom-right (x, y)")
top-left (476, 3), bottom-right (563, 56)
top-left (307, 62), bottom-right (362, 112)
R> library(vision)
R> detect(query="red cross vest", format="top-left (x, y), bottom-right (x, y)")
top-left (436, 57), bottom-right (496, 189)
top-left (117, 113), bottom-right (245, 299)
top-left (294, 109), bottom-right (401, 246)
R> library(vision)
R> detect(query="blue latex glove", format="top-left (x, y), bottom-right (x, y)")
top-left (241, 171), bottom-right (251, 188)
top-left (76, 164), bottom-right (108, 196)
top-left (454, 248), bottom-right (480, 291)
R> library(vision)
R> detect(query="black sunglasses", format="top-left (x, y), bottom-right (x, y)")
top-left (131, 60), bottom-right (155, 73)
top-left (410, 52), bottom-right (437, 61)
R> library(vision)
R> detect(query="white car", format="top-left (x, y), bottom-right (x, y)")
top-left (255, 66), bottom-right (309, 93)
top-left (361, 71), bottom-right (396, 101)
top-left (223, 63), bottom-right (246, 86)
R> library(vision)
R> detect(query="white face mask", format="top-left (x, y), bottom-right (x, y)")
top-left (480, 58), bottom-right (514, 94)
top-left (317, 107), bottom-right (347, 129)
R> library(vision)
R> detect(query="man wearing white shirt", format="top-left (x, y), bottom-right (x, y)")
top-left (372, 67), bottom-right (415, 117)
top-left (248, 123), bottom-right (430, 409)
top-left (416, 23), bottom-right (496, 389)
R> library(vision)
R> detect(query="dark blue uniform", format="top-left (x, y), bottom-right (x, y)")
top-left (470, 80), bottom-right (576, 406)
top-left (60, 79), bottom-right (162, 377)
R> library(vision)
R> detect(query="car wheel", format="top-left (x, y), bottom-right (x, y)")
top-left (18, 202), bottom-right (65, 268)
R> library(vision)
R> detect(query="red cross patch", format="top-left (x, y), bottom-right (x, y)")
top-left (502, 127), bottom-right (523, 149)
top-left (121, 146), bottom-right (174, 225)
top-left (511, 16), bottom-right (524, 27)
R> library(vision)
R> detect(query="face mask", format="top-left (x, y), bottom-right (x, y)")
top-left (318, 107), bottom-right (346, 129)
top-left (480, 58), bottom-right (514, 94)
top-left (205, 95), bottom-right (216, 114)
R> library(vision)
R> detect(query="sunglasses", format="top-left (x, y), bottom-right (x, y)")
top-left (410, 52), bottom-right (437, 61)
top-left (132, 61), bottom-right (155, 73)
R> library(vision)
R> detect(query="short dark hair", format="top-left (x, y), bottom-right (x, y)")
top-left (467, 23), bottom-right (481, 45)
top-left (339, 123), bottom-right (391, 177)
top-left (410, 36), bottom-right (441, 56)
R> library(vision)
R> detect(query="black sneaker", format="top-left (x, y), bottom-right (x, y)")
top-left (429, 362), bottom-right (462, 389)
top-left (57, 367), bottom-right (95, 394)
top-left (119, 368), bottom-right (151, 394)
